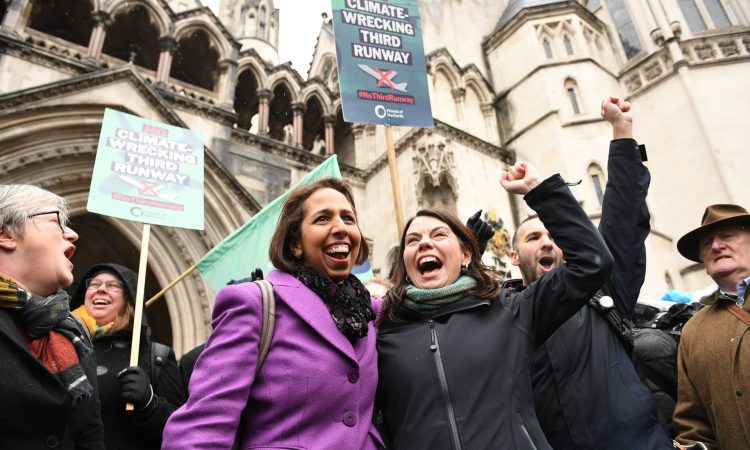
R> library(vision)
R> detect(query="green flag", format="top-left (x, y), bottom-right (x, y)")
top-left (197, 155), bottom-right (342, 291)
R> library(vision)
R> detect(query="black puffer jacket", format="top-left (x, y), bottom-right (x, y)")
top-left (376, 175), bottom-right (614, 450)
top-left (72, 263), bottom-right (186, 450)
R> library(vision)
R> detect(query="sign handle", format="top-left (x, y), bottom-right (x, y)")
top-left (385, 125), bottom-right (405, 235)
top-left (126, 223), bottom-right (151, 411)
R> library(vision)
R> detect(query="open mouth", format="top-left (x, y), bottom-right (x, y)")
top-left (64, 245), bottom-right (75, 259)
top-left (418, 256), bottom-right (443, 275)
top-left (538, 255), bottom-right (556, 271)
top-left (92, 298), bottom-right (111, 306)
top-left (325, 243), bottom-right (351, 261)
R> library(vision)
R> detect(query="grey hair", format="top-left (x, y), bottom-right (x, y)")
top-left (0, 185), bottom-right (69, 235)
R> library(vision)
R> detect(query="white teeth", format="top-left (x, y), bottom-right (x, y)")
top-left (326, 244), bottom-right (350, 254)
top-left (419, 256), bottom-right (437, 265)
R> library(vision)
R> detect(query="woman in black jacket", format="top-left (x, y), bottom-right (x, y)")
top-left (376, 163), bottom-right (613, 449)
top-left (71, 263), bottom-right (186, 450)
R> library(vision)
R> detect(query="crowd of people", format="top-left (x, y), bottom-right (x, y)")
top-left (0, 96), bottom-right (747, 450)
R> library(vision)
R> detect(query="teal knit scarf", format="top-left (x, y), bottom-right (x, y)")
top-left (403, 275), bottom-right (478, 313)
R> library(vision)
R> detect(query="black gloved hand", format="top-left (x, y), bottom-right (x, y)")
top-left (466, 210), bottom-right (495, 254)
top-left (250, 268), bottom-right (264, 281)
top-left (117, 366), bottom-right (154, 410)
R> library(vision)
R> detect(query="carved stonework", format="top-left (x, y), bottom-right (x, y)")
top-left (718, 40), bottom-right (739, 57)
top-left (411, 131), bottom-right (455, 189)
top-left (624, 72), bottom-right (642, 93)
top-left (412, 131), bottom-right (460, 208)
top-left (643, 60), bottom-right (663, 81)
top-left (694, 44), bottom-right (715, 61)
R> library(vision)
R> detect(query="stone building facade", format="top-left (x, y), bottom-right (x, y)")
top-left (1, 0), bottom-right (748, 353)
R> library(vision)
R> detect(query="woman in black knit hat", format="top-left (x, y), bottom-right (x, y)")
top-left (72, 263), bottom-right (186, 450)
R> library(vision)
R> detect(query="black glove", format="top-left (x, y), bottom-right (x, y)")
top-left (117, 366), bottom-right (154, 410)
top-left (227, 268), bottom-right (265, 285)
top-left (466, 210), bottom-right (495, 254)
top-left (250, 268), bottom-right (264, 281)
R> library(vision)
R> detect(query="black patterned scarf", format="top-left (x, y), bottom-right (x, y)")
top-left (294, 266), bottom-right (375, 339)
top-left (0, 274), bottom-right (94, 405)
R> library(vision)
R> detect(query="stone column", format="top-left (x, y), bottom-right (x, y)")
top-left (216, 57), bottom-right (239, 109)
top-left (481, 103), bottom-right (499, 144)
top-left (257, 89), bottom-right (272, 135)
top-left (85, 10), bottom-right (112, 62)
top-left (452, 87), bottom-right (466, 126)
top-left (291, 102), bottom-right (305, 147)
top-left (155, 36), bottom-right (177, 85)
top-left (324, 115), bottom-right (335, 155)
top-left (0, 0), bottom-right (24, 37)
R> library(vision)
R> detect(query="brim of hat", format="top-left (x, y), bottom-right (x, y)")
top-left (677, 215), bottom-right (750, 262)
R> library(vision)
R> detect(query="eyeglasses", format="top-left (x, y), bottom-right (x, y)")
top-left (86, 278), bottom-right (124, 292)
top-left (28, 210), bottom-right (67, 234)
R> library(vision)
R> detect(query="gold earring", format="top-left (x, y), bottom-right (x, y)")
top-left (293, 249), bottom-right (302, 258)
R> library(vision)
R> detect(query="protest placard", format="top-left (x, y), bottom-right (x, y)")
top-left (332, 0), bottom-right (433, 127)
top-left (88, 108), bottom-right (205, 230)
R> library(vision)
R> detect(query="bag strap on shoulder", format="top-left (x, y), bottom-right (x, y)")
top-left (589, 288), bottom-right (635, 354)
top-left (150, 341), bottom-right (171, 384)
top-left (727, 303), bottom-right (750, 327)
top-left (231, 279), bottom-right (278, 450)
top-left (254, 279), bottom-right (276, 373)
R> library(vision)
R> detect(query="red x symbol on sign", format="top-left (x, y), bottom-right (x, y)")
top-left (374, 68), bottom-right (395, 89)
top-left (138, 182), bottom-right (160, 197)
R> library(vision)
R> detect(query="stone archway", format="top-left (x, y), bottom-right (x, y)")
top-left (234, 68), bottom-right (260, 131)
top-left (101, 4), bottom-right (160, 69)
top-left (171, 28), bottom-right (220, 91)
top-left (67, 213), bottom-right (172, 345)
top-left (26, 0), bottom-right (94, 47)
top-left (0, 102), bottom-right (255, 355)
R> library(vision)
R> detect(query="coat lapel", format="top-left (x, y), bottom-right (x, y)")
top-left (0, 308), bottom-right (63, 386)
top-left (268, 271), bottom-right (357, 363)
top-left (0, 308), bottom-right (28, 349)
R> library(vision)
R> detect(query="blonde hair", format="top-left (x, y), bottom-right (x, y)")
top-left (110, 300), bottom-right (135, 333)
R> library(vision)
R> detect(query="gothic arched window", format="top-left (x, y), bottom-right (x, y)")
top-left (258, 6), bottom-right (267, 38)
top-left (678, 0), bottom-right (731, 32)
top-left (564, 78), bottom-right (583, 115)
top-left (563, 35), bottom-right (575, 56)
top-left (605, 0), bottom-right (642, 59)
top-left (543, 39), bottom-right (553, 59)
top-left (588, 163), bottom-right (606, 206)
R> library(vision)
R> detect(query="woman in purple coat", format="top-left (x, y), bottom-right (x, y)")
top-left (162, 178), bottom-right (384, 450)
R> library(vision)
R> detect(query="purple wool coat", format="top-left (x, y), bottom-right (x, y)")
top-left (162, 270), bottom-right (383, 450)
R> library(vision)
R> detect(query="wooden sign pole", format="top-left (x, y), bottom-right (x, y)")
top-left (126, 223), bottom-right (151, 411)
top-left (385, 125), bottom-right (405, 235)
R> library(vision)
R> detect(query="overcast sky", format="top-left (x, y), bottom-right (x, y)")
top-left (203, 0), bottom-right (333, 77)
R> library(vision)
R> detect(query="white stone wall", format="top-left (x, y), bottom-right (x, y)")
top-left (419, 0), bottom-right (508, 76)
top-left (0, 54), bottom-right (72, 94)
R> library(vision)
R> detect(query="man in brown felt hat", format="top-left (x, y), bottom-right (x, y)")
top-left (672, 204), bottom-right (750, 450)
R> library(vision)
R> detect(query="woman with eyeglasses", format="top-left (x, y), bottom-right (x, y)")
top-left (71, 263), bottom-right (186, 450)
top-left (0, 184), bottom-right (105, 450)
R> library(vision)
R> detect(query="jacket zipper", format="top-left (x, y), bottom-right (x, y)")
top-left (428, 319), bottom-right (463, 450)
top-left (519, 421), bottom-right (538, 450)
